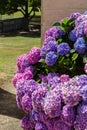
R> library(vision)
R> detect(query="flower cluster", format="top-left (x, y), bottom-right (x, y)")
top-left (13, 11), bottom-right (87, 130)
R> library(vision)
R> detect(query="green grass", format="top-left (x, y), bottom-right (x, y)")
top-left (0, 35), bottom-right (41, 85)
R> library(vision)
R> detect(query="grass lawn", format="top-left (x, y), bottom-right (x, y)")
top-left (0, 34), bottom-right (41, 87)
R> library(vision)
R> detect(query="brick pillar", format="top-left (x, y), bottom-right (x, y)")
top-left (41, 0), bottom-right (87, 42)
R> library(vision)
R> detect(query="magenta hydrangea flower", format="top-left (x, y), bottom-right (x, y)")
top-left (27, 47), bottom-right (41, 64)
top-left (12, 73), bottom-right (23, 87)
top-left (60, 74), bottom-right (70, 83)
top-left (17, 54), bottom-right (30, 73)
top-left (23, 70), bottom-right (33, 80)
top-left (84, 63), bottom-right (87, 74)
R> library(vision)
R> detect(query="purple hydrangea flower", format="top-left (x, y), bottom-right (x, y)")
top-left (27, 47), bottom-right (41, 64)
top-left (45, 51), bottom-right (58, 66)
top-left (69, 12), bottom-right (81, 19)
top-left (74, 102), bottom-right (87, 130)
top-left (35, 122), bottom-right (48, 130)
top-left (68, 29), bottom-right (77, 41)
top-left (74, 37), bottom-right (87, 54)
top-left (43, 36), bottom-right (55, 46)
top-left (40, 41), bottom-right (58, 59)
top-left (21, 94), bottom-right (32, 113)
top-left (57, 42), bottom-right (70, 55)
top-left (53, 120), bottom-right (71, 130)
top-left (20, 114), bottom-right (35, 130)
top-left (61, 105), bottom-right (75, 126)
top-left (45, 27), bottom-right (65, 39)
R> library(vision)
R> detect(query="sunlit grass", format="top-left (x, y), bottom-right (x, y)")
top-left (0, 35), bottom-right (41, 84)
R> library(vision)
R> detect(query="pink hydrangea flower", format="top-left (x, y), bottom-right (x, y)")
top-left (27, 47), bottom-right (41, 64)
top-left (60, 74), bottom-right (70, 83)
top-left (12, 73), bottom-right (23, 87)
top-left (23, 70), bottom-right (33, 80)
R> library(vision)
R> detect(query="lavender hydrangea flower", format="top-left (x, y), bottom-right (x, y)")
top-left (45, 51), bottom-right (58, 66)
top-left (61, 105), bottom-right (75, 126)
top-left (57, 42), bottom-right (70, 55)
top-left (35, 122), bottom-right (48, 130)
top-left (27, 47), bottom-right (41, 64)
top-left (43, 36), bottom-right (55, 46)
top-left (21, 94), bottom-right (32, 113)
top-left (45, 27), bottom-right (65, 39)
top-left (62, 77), bottom-right (82, 106)
top-left (68, 29), bottom-right (77, 41)
top-left (75, 14), bottom-right (87, 26)
top-left (80, 85), bottom-right (87, 101)
top-left (69, 12), bottom-right (81, 19)
top-left (43, 90), bottom-right (61, 118)
top-left (74, 37), bottom-right (87, 54)
top-left (32, 87), bottom-right (47, 112)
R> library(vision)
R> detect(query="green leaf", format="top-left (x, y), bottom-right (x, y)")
top-left (70, 49), bottom-right (75, 53)
top-left (62, 18), bottom-right (69, 27)
top-left (53, 22), bottom-right (61, 27)
top-left (72, 53), bottom-right (78, 61)
top-left (57, 38), bottom-right (62, 43)
top-left (83, 54), bottom-right (87, 63)
top-left (67, 18), bottom-right (75, 26)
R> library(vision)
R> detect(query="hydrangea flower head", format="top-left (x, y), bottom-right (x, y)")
top-left (45, 27), bottom-right (65, 39)
top-left (27, 47), bottom-right (41, 64)
top-left (57, 42), bottom-right (70, 55)
top-left (74, 37), bottom-right (87, 54)
top-left (12, 73), bottom-right (23, 87)
top-left (45, 51), bottom-right (58, 66)
top-left (69, 12), bottom-right (81, 19)
top-left (69, 29), bottom-right (77, 41)
top-left (75, 14), bottom-right (87, 26)
top-left (60, 74), bottom-right (70, 83)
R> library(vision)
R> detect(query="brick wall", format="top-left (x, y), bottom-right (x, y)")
top-left (41, 0), bottom-right (87, 41)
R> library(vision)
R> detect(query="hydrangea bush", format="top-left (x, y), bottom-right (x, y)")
top-left (13, 11), bottom-right (87, 130)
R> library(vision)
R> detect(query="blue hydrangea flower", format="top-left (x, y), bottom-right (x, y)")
top-left (40, 41), bottom-right (58, 59)
top-left (57, 42), bottom-right (70, 55)
top-left (69, 29), bottom-right (77, 41)
top-left (45, 51), bottom-right (58, 66)
top-left (74, 37), bottom-right (87, 54)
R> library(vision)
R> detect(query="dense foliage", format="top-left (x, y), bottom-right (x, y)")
top-left (13, 11), bottom-right (87, 130)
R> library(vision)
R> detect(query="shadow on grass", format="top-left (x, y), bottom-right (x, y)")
top-left (0, 30), bottom-right (41, 38)
top-left (0, 88), bottom-right (24, 119)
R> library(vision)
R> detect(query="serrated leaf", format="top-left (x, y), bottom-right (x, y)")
top-left (72, 53), bottom-right (78, 61)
